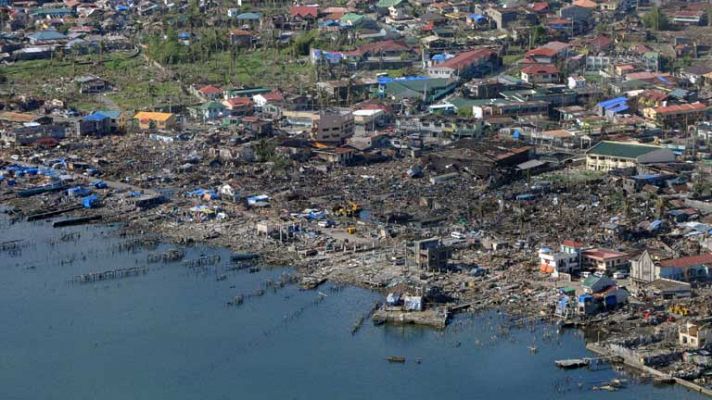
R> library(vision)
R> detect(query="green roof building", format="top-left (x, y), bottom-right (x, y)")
top-left (383, 78), bottom-right (457, 104)
top-left (376, 0), bottom-right (405, 8)
top-left (585, 141), bottom-right (676, 172)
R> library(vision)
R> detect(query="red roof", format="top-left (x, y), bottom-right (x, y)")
top-left (660, 253), bottom-right (712, 268)
top-left (198, 85), bottom-right (222, 95)
top-left (588, 35), bottom-right (613, 50)
top-left (562, 240), bottom-right (584, 248)
top-left (521, 63), bottom-right (559, 74)
top-left (290, 5), bottom-right (319, 18)
top-left (526, 47), bottom-right (558, 58)
top-left (437, 48), bottom-right (496, 70)
top-left (640, 89), bottom-right (668, 102)
top-left (529, 1), bottom-right (549, 12)
top-left (654, 102), bottom-right (707, 115)
top-left (547, 17), bottom-right (571, 25)
top-left (261, 90), bottom-right (284, 102)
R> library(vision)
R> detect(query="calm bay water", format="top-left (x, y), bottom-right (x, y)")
top-left (0, 214), bottom-right (707, 400)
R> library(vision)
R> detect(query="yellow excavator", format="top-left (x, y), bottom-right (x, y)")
top-left (668, 304), bottom-right (690, 316)
top-left (332, 201), bottom-right (361, 217)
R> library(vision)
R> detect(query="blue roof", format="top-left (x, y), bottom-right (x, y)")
top-left (632, 174), bottom-right (662, 180)
top-left (377, 76), bottom-right (429, 84)
top-left (468, 13), bottom-right (485, 21)
top-left (178, 32), bottom-right (191, 39)
top-left (84, 112), bottom-right (110, 122)
top-left (607, 103), bottom-right (629, 113)
top-left (597, 96), bottom-right (627, 109)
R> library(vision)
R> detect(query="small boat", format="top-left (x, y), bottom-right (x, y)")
top-left (386, 356), bottom-right (406, 363)
top-left (555, 359), bottom-right (589, 369)
top-left (529, 346), bottom-right (538, 353)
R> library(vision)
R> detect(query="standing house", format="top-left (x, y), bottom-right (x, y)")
top-left (289, 5), bottom-right (319, 29)
top-left (642, 102), bottom-right (708, 128)
top-left (229, 29), bottom-right (255, 47)
top-left (633, 252), bottom-right (712, 283)
top-left (585, 141), bottom-right (677, 172)
top-left (311, 110), bottom-right (354, 144)
top-left (538, 240), bottom-right (584, 275)
top-left (582, 275), bottom-right (615, 294)
top-left (133, 112), bottom-right (176, 130)
top-left (520, 64), bottom-right (559, 84)
top-left (427, 48), bottom-right (500, 80)
top-left (195, 85), bottom-right (223, 101)
top-left (630, 250), bottom-right (656, 283)
top-left (657, 253), bottom-right (712, 282)
top-left (235, 12), bottom-right (263, 29)
top-left (582, 248), bottom-right (628, 272)
top-left (223, 97), bottom-right (254, 116)
top-left (27, 30), bottom-right (68, 45)
top-left (199, 101), bottom-right (226, 122)
top-left (75, 111), bottom-right (119, 136)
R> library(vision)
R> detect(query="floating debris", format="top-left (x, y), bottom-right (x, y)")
top-left (73, 266), bottom-right (148, 284)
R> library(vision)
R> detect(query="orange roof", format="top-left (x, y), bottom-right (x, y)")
top-left (133, 112), bottom-right (174, 122)
top-left (0, 111), bottom-right (39, 123)
top-left (573, 0), bottom-right (597, 8)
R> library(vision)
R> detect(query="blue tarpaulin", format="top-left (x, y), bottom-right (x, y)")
top-left (186, 188), bottom-right (219, 199)
top-left (92, 180), bottom-right (108, 189)
top-left (67, 186), bottom-right (91, 197)
top-left (82, 194), bottom-right (98, 208)
top-left (597, 96), bottom-right (627, 109)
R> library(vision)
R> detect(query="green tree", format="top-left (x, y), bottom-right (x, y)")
top-left (529, 25), bottom-right (547, 48)
top-left (642, 7), bottom-right (668, 31)
top-left (457, 107), bottom-right (473, 117)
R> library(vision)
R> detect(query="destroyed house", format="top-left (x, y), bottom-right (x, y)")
top-left (1, 124), bottom-right (66, 146)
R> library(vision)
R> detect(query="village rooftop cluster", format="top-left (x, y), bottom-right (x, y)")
top-left (2, 0), bottom-right (712, 394)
